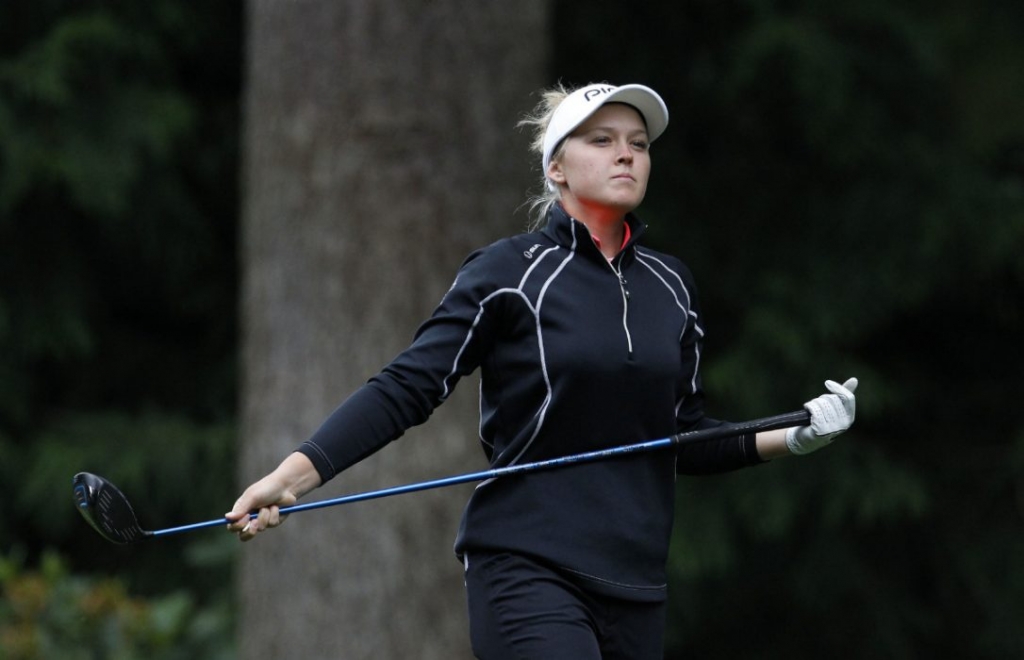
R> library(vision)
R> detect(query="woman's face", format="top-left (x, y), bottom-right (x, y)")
top-left (547, 103), bottom-right (651, 218)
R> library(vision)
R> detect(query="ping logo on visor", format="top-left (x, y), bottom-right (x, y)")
top-left (583, 86), bottom-right (617, 102)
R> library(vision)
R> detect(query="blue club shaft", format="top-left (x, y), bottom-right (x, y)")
top-left (150, 409), bottom-right (810, 538)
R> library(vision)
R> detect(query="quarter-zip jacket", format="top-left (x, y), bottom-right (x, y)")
top-left (298, 204), bottom-right (762, 601)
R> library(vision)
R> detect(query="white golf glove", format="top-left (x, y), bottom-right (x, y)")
top-left (786, 377), bottom-right (858, 455)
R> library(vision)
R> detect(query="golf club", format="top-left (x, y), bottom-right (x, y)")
top-left (73, 409), bottom-right (810, 545)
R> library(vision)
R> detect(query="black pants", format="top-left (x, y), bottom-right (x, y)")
top-left (464, 552), bottom-right (667, 660)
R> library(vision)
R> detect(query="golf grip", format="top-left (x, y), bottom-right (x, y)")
top-left (693, 409), bottom-right (811, 441)
top-left (152, 409), bottom-right (811, 537)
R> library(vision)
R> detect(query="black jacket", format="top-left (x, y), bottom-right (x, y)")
top-left (298, 204), bottom-right (761, 601)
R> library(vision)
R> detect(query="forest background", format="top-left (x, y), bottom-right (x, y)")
top-left (1, 0), bottom-right (1022, 658)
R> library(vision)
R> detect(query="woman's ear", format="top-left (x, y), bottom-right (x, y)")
top-left (547, 160), bottom-right (566, 186)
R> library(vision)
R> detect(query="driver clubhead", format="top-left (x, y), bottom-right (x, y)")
top-left (72, 472), bottom-right (151, 545)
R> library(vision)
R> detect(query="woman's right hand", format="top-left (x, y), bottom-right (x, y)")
top-left (225, 452), bottom-right (321, 542)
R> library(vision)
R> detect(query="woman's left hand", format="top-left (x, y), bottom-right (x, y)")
top-left (785, 377), bottom-right (858, 455)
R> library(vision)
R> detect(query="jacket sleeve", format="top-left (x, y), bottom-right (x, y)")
top-left (673, 264), bottom-right (764, 475)
top-left (295, 246), bottom-right (500, 483)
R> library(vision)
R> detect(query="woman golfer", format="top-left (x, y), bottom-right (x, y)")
top-left (226, 81), bottom-right (858, 659)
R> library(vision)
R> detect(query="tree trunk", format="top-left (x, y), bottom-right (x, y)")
top-left (239, 1), bottom-right (548, 657)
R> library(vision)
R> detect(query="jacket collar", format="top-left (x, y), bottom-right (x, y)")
top-left (543, 203), bottom-right (647, 264)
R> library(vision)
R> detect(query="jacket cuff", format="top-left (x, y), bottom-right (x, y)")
top-left (295, 443), bottom-right (337, 484)
top-left (742, 432), bottom-right (767, 465)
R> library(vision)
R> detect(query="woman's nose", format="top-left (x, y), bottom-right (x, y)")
top-left (616, 142), bottom-right (633, 163)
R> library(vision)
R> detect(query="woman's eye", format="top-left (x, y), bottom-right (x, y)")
top-left (632, 140), bottom-right (649, 150)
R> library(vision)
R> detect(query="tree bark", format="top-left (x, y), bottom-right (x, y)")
top-left (239, 1), bottom-right (548, 657)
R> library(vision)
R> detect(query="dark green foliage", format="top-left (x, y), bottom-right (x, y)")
top-left (0, 1), bottom-right (240, 432)
top-left (0, 0), bottom-right (241, 655)
top-left (0, 551), bottom-right (233, 660)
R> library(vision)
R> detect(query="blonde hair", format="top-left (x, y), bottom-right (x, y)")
top-left (518, 82), bottom-right (575, 230)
